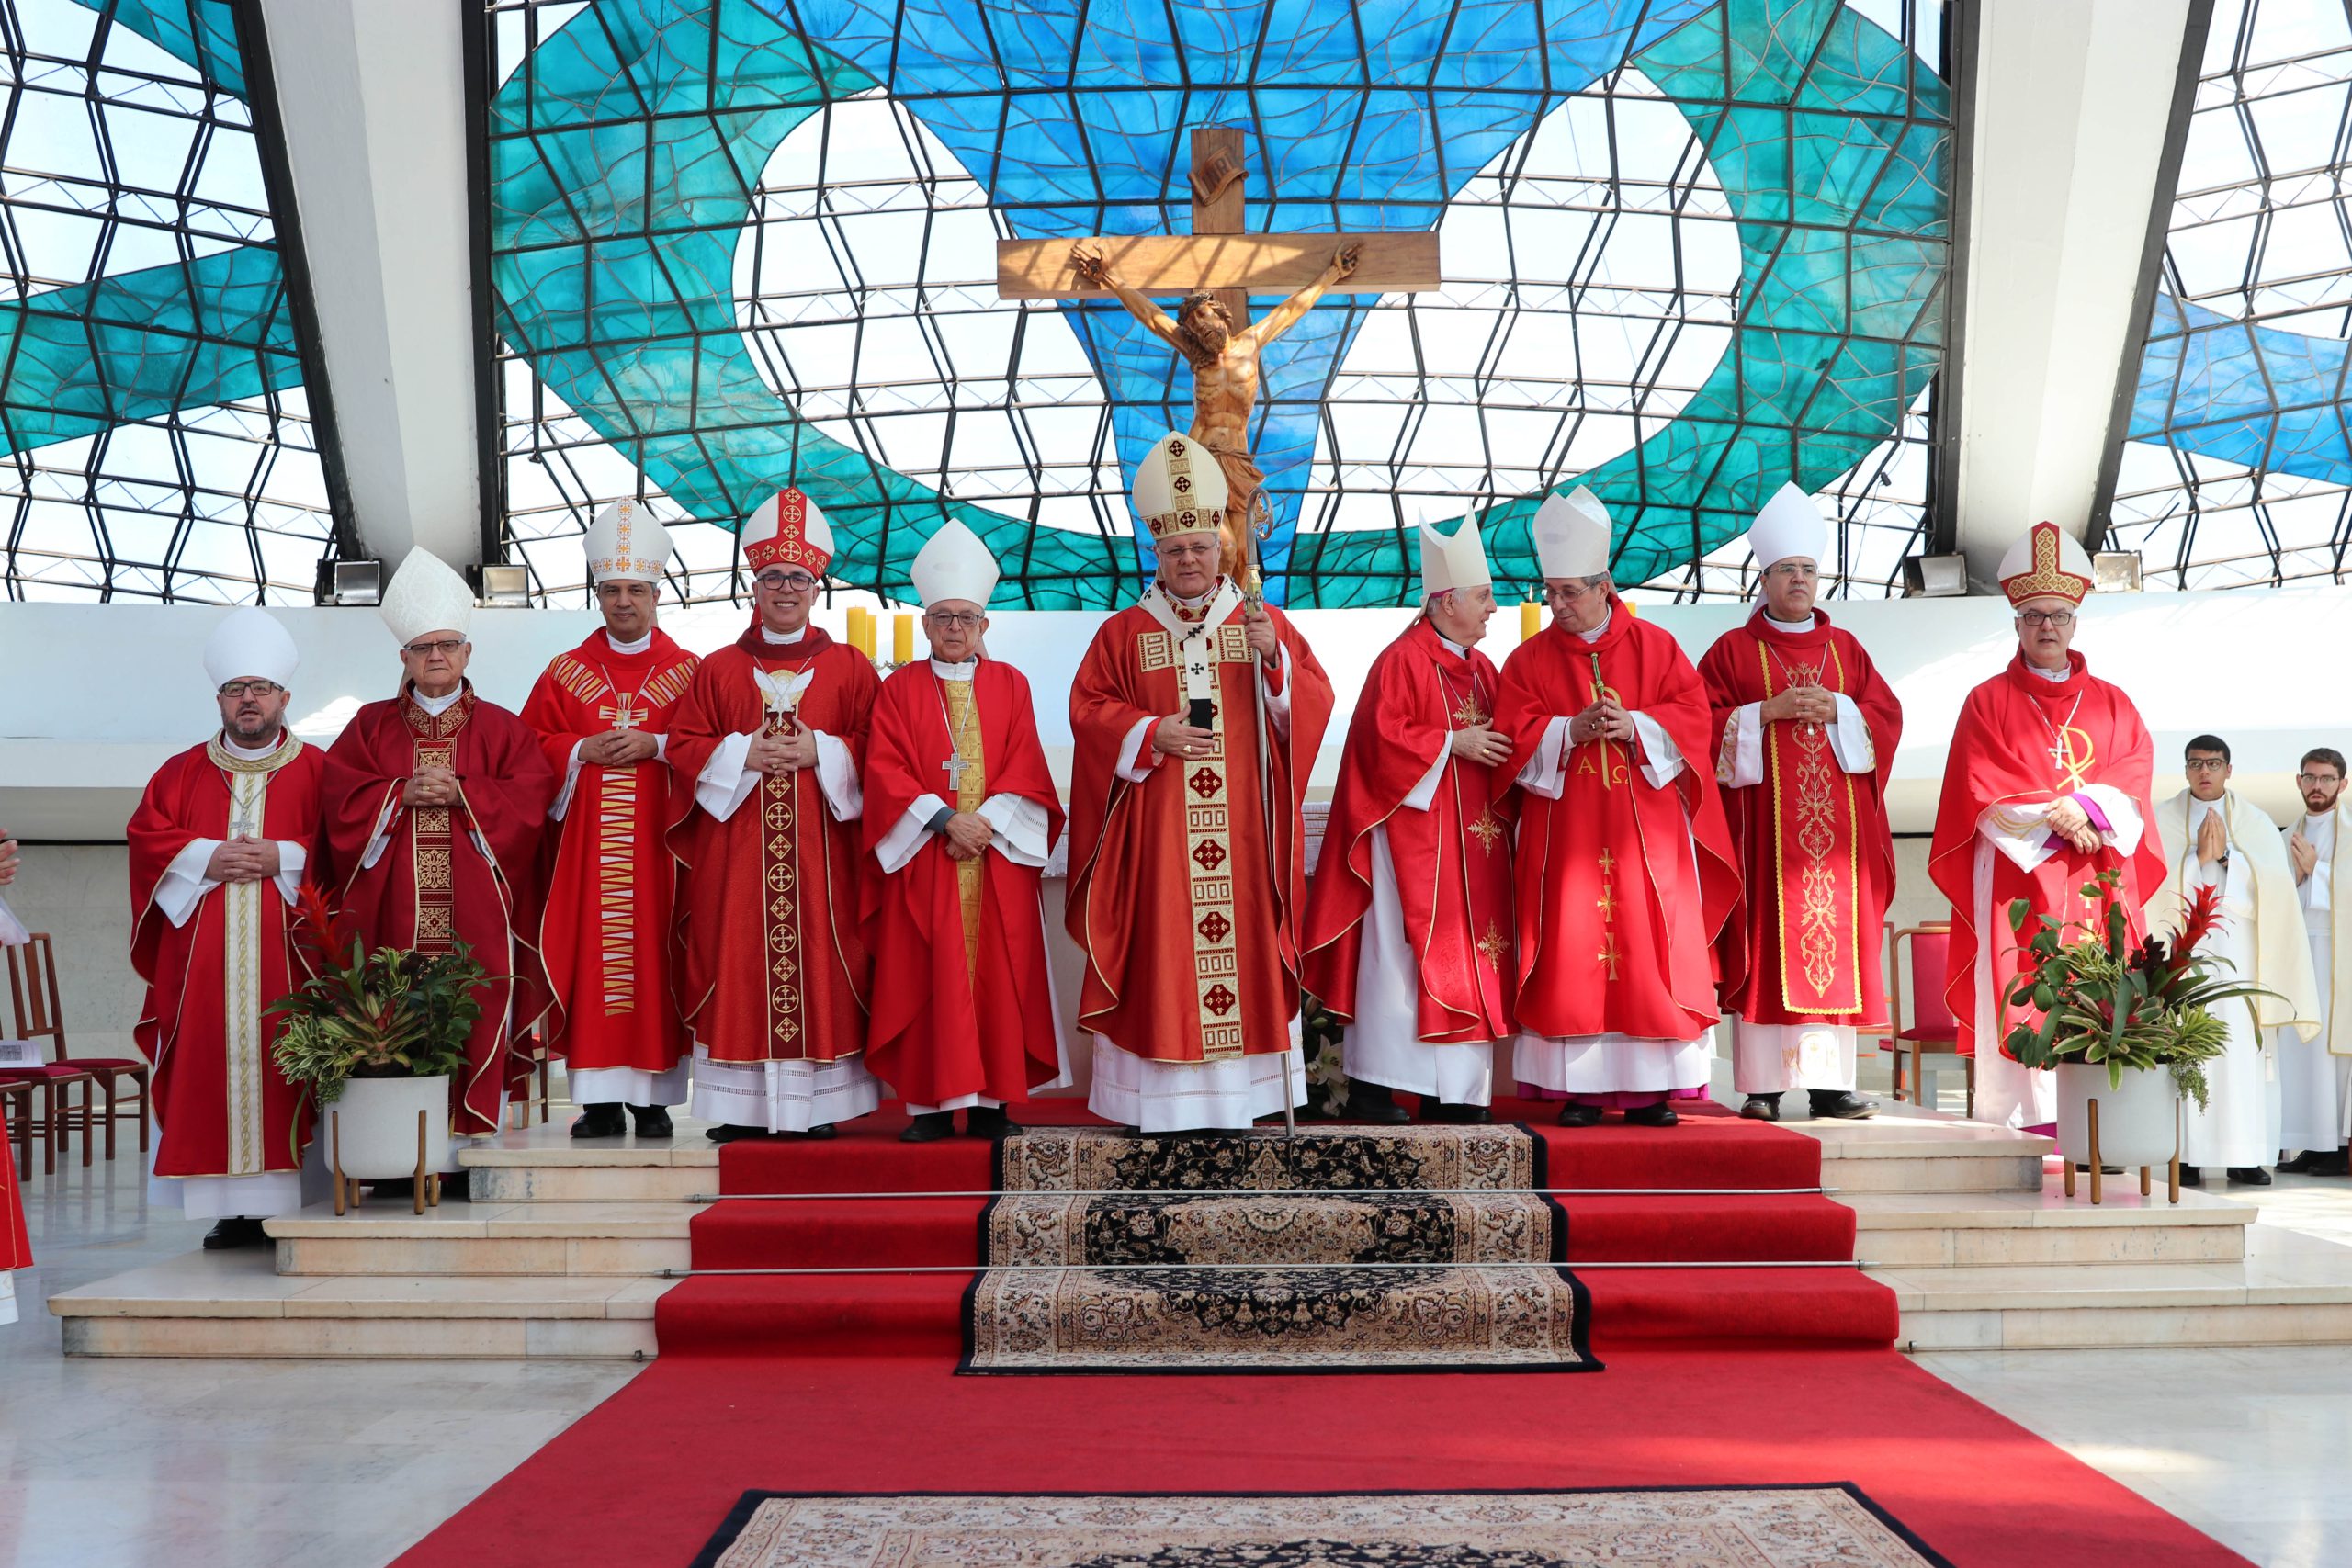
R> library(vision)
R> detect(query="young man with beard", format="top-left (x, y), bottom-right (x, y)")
top-left (2282, 748), bottom-right (2352, 1175)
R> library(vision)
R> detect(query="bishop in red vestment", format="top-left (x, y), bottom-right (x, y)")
top-left (317, 550), bottom-right (557, 1163)
top-left (1496, 488), bottom-right (1742, 1127)
top-left (1302, 513), bottom-right (1515, 1122)
top-left (127, 609), bottom-right (323, 1247)
top-left (666, 489), bottom-right (880, 1141)
top-left (522, 502), bottom-right (700, 1140)
top-left (862, 521), bottom-right (1067, 1141)
top-left (1067, 433), bottom-right (1336, 1132)
top-left (1698, 485), bottom-right (1899, 1122)
top-left (1929, 521), bottom-right (2163, 1130)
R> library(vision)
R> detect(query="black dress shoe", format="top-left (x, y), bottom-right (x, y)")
top-left (2177, 1164), bottom-right (2203, 1184)
top-left (1809, 1090), bottom-right (1877, 1121)
top-left (628, 1105), bottom-right (674, 1139)
top-left (788, 1122), bottom-right (838, 1140)
top-left (1423, 1098), bottom-right (1491, 1124)
top-left (1739, 1094), bottom-right (1781, 1122)
top-left (2281, 1147), bottom-right (2352, 1176)
top-left (201, 1216), bottom-right (268, 1250)
top-left (1555, 1101), bottom-right (1602, 1128)
top-left (965, 1105), bottom-right (1020, 1138)
top-left (570, 1102), bottom-right (627, 1139)
top-left (706, 1123), bottom-right (777, 1144)
top-left (2226, 1166), bottom-right (2273, 1186)
top-left (1623, 1102), bottom-right (1680, 1128)
top-left (900, 1111), bottom-right (955, 1143)
top-left (1350, 1081), bottom-right (1412, 1124)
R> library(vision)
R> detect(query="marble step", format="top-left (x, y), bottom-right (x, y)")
top-left (1844, 1182), bottom-right (2254, 1269)
top-left (461, 1137), bottom-right (718, 1206)
top-left (1881, 1224), bottom-right (2352, 1349)
top-left (266, 1201), bottom-right (699, 1277)
top-left (1792, 1115), bottom-right (2052, 1195)
top-left (48, 1251), bottom-right (670, 1359)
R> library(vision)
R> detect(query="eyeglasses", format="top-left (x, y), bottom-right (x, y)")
top-left (2183, 758), bottom-right (2229, 773)
top-left (2016, 610), bottom-right (2075, 628)
top-left (216, 681), bottom-right (282, 699)
top-left (923, 610), bottom-right (984, 630)
top-left (754, 570), bottom-right (819, 592)
top-left (401, 638), bottom-right (468, 658)
top-left (2299, 773), bottom-right (2343, 787)
top-left (1543, 581), bottom-right (1600, 604)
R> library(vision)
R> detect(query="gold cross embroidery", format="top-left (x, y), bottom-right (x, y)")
top-left (599, 694), bottom-right (643, 731)
top-left (1596, 933), bottom-right (1622, 980)
top-left (1595, 884), bottom-right (1618, 922)
top-left (1476, 923), bottom-right (1510, 967)
top-left (1598, 848), bottom-right (1616, 877)
top-left (1451, 693), bottom-right (1488, 728)
top-left (1467, 808), bottom-right (1503, 854)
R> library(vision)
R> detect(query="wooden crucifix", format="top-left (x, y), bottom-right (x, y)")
top-left (995, 126), bottom-right (1442, 587)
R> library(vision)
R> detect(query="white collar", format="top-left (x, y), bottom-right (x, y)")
top-left (2025, 660), bottom-right (2070, 682)
top-left (412, 685), bottom-right (463, 716)
top-left (605, 629), bottom-right (653, 655)
top-left (1163, 581), bottom-right (1220, 612)
top-left (1761, 611), bottom-right (1816, 633)
top-left (2188, 794), bottom-right (2224, 820)
top-left (1434, 631), bottom-right (1472, 659)
top-left (1575, 608), bottom-right (1611, 645)
top-left (2309, 811), bottom-right (2337, 831)
top-left (220, 731), bottom-right (288, 761)
top-left (759, 624), bottom-right (808, 646)
top-left (930, 657), bottom-right (977, 682)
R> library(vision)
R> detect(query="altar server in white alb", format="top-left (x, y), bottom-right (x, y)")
top-left (2149, 735), bottom-right (2318, 1186)
top-left (126, 610), bottom-right (324, 1248)
top-left (2281, 748), bottom-right (2352, 1175)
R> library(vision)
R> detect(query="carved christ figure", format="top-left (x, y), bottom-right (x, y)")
top-left (1073, 240), bottom-right (1360, 573)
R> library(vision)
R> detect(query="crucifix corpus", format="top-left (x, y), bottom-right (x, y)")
top-left (995, 126), bottom-right (1442, 594)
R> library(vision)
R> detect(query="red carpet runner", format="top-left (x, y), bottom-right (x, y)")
top-left (393, 1100), bottom-right (2253, 1568)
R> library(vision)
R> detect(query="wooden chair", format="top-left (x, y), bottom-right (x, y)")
top-left (7, 933), bottom-right (148, 1161)
top-left (0, 1058), bottom-right (95, 1177)
top-left (1883, 921), bottom-right (1974, 1118)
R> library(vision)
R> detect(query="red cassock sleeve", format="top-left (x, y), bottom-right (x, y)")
top-left (661, 653), bottom-right (742, 833)
top-left (315, 705), bottom-right (405, 898)
top-left (126, 750), bottom-right (206, 995)
top-left (1063, 615), bottom-right (1153, 970)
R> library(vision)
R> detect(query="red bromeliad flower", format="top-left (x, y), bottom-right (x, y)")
top-left (2172, 882), bottom-right (2223, 970)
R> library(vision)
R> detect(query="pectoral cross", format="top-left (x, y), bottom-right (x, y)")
top-left (942, 754), bottom-right (968, 789)
top-left (598, 694), bottom-right (643, 732)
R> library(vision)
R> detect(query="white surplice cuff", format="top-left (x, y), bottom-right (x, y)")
top-left (695, 732), bottom-right (761, 823)
top-left (811, 731), bottom-right (861, 821)
top-left (876, 792), bottom-right (951, 874)
top-left (1827, 693), bottom-right (1875, 774)
top-left (1629, 710), bottom-right (1684, 788)
top-left (275, 843), bottom-right (305, 907)
top-left (1515, 717), bottom-right (1572, 800)
top-left (1116, 716), bottom-right (1158, 783)
top-left (1979, 801), bottom-right (2058, 873)
top-left (551, 739), bottom-right (587, 822)
top-left (359, 793), bottom-right (401, 871)
top-left (978, 793), bottom-right (1053, 866)
top-left (1400, 739), bottom-right (1449, 813)
top-left (155, 838), bottom-right (222, 928)
top-left (2078, 783), bottom-right (2143, 856)
top-left (1724, 703), bottom-right (1765, 788)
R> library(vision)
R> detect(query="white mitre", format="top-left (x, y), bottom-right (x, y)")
top-left (203, 606), bottom-right (299, 689)
top-left (1532, 485), bottom-right (1611, 580)
top-left (1996, 519), bottom-right (2096, 607)
top-left (1419, 512), bottom-right (1492, 598)
top-left (1746, 481), bottom-right (1827, 570)
top-left (379, 547), bottom-right (475, 645)
top-left (582, 499), bottom-right (671, 585)
top-left (910, 519), bottom-right (1001, 609)
top-left (1134, 431), bottom-right (1227, 542)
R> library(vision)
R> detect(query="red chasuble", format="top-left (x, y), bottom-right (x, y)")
top-left (1066, 587), bottom-right (1336, 1064)
top-left (1697, 608), bottom-right (1901, 1029)
top-left (860, 660), bottom-right (1065, 1106)
top-left (1494, 603), bottom-right (1742, 1040)
top-left (521, 629), bottom-right (701, 1076)
top-left (317, 688), bottom-right (557, 1136)
top-left (1928, 650), bottom-right (2164, 1056)
top-left (126, 735), bottom-right (323, 1178)
top-left (1, 1150), bottom-right (27, 1275)
top-left (1301, 618), bottom-right (1515, 1043)
top-left (665, 623), bottom-right (877, 1065)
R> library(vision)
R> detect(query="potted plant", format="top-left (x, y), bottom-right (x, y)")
top-left (2003, 871), bottom-right (2271, 1200)
top-left (269, 885), bottom-right (486, 1212)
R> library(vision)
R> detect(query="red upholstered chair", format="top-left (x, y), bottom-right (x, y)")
top-left (1883, 922), bottom-right (1974, 1118)
top-left (0, 1057), bottom-right (94, 1178)
top-left (6, 933), bottom-right (148, 1162)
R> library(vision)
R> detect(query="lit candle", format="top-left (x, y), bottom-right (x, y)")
top-left (847, 605), bottom-right (870, 658)
top-left (894, 612), bottom-right (913, 665)
top-left (1520, 599), bottom-right (1541, 642)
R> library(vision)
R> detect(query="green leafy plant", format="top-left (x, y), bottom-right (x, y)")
top-left (2002, 871), bottom-right (2272, 1111)
top-left (268, 883), bottom-right (485, 1108)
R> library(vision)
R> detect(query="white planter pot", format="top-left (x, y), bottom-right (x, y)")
top-left (2055, 1061), bottom-right (2180, 1169)
top-left (327, 1075), bottom-right (452, 1180)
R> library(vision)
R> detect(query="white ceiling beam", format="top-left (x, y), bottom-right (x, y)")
top-left (253, 0), bottom-right (482, 570)
top-left (1946, 0), bottom-right (2210, 587)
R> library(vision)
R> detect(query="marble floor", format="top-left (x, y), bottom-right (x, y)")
top-left (6, 1123), bottom-right (2352, 1568)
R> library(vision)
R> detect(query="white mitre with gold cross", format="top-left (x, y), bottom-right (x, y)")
top-left (910, 519), bottom-right (1000, 609)
top-left (379, 547), bottom-right (475, 645)
top-left (582, 499), bottom-right (672, 585)
top-left (1532, 485), bottom-right (1611, 580)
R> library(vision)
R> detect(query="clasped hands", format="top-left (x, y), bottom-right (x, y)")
top-left (401, 765), bottom-right (461, 809)
top-left (2195, 807), bottom-right (2229, 867)
top-left (202, 834), bottom-right (281, 884)
top-left (1450, 724), bottom-right (1512, 766)
top-left (580, 728), bottom-right (659, 768)
top-left (2043, 795), bottom-right (2102, 855)
top-left (1759, 685), bottom-right (1837, 726)
top-left (747, 728), bottom-right (819, 775)
top-left (1568, 697), bottom-right (1634, 747)
top-left (940, 812), bottom-right (993, 863)
top-left (2290, 830), bottom-right (2318, 882)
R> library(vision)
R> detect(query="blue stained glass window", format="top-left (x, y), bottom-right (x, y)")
top-left (0, 0), bottom-right (335, 604)
top-left (485, 0), bottom-right (1950, 607)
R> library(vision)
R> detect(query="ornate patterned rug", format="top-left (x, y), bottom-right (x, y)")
top-left (961, 1126), bottom-right (1595, 1374)
top-left (692, 1487), bottom-right (1954, 1568)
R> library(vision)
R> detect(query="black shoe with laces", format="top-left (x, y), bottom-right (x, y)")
top-left (1349, 1081), bottom-right (1412, 1124)
top-left (899, 1111), bottom-right (955, 1143)
top-left (1623, 1102), bottom-right (1680, 1128)
top-left (1555, 1101), bottom-right (1602, 1128)
top-left (628, 1104), bottom-right (674, 1139)
top-left (570, 1102), bottom-right (627, 1140)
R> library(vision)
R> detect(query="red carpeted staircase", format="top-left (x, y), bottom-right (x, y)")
top-left (657, 1097), bottom-right (1898, 1357)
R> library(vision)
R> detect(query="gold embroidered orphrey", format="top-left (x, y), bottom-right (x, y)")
top-left (1758, 642), bottom-right (1863, 1014)
top-left (756, 662), bottom-right (808, 1055)
top-left (401, 691), bottom-right (474, 956)
top-left (1139, 621), bottom-right (1255, 1059)
top-left (205, 730), bottom-right (302, 1176)
top-left (942, 678), bottom-right (988, 978)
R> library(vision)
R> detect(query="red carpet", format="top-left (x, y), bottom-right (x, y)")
top-left (392, 1348), bottom-right (2252, 1568)
top-left (662, 1096), bottom-right (1898, 1353)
